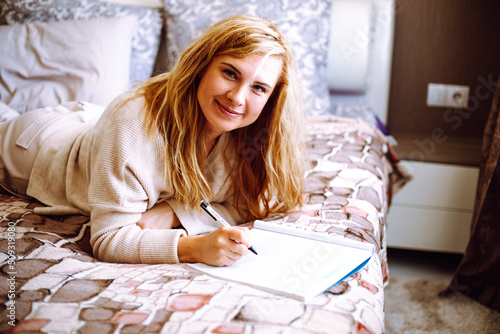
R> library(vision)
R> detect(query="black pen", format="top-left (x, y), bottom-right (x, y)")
top-left (200, 200), bottom-right (258, 255)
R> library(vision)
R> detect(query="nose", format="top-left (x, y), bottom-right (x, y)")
top-left (226, 85), bottom-right (245, 107)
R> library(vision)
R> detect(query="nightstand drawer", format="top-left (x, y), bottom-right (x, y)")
top-left (387, 205), bottom-right (472, 253)
top-left (393, 161), bottom-right (479, 210)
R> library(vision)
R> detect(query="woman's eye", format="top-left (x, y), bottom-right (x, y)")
top-left (253, 85), bottom-right (266, 94)
top-left (223, 69), bottom-right (236, 79)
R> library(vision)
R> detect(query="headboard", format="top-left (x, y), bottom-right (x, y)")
top-left (327, 0), bottom-right (395, 124)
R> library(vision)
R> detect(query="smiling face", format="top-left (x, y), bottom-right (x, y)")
top-left (197, 54), bottom-right (283, 143)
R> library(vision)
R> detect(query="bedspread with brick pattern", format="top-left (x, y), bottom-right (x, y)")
top-left (1, 116), bottom-right (404, 334)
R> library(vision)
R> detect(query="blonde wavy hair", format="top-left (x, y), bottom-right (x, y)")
top-left (135, 14), bottom-right (304, 220)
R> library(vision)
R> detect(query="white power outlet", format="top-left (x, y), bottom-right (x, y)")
top-left (426, 83), bottom-right (470, 109)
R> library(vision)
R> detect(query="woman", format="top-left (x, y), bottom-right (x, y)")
top-left (0, 15), bottom-right (304, 266)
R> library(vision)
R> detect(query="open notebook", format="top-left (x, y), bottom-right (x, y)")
top-left (188, 220), bottom-right (374, 301)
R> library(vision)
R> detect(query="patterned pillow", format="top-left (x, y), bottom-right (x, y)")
top-left (162, 0), bottom-right (332, 116)
top-left (0, 0), bottom-right (162, 85)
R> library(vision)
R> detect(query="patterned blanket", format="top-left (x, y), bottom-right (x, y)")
top-left (1, 116), bottom-right (409, 334)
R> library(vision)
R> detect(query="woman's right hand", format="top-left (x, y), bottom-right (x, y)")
top-left (178, 226), bottom-right (252, 266)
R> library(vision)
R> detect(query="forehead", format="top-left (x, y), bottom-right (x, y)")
top-left (214, 54), bottom-right (283, 86)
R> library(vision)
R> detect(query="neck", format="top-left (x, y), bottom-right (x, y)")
top-left (203, 131), bottom-right (221, 158)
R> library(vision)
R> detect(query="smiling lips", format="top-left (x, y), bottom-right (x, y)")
top-left (217, 101), bottom-right (242, 118)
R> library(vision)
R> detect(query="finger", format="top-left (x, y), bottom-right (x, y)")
top-left (226, 227), bottom-right (252, 248)
top-left (228, 242), bottom-right (249, 256)
top-left (224, 249), bottom-right (245, 265)
top-left (216, 231), bottom-right (248, 256)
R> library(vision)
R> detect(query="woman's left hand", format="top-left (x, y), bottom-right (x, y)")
top-left (136, 201), bottom-right (181, 229)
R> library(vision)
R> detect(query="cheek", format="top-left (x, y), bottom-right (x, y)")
top-left (245, 100), bottom-right (268, 125)
top-left (197, 79), bottom-right (213, 112)
top-left (253, 97), bottom-right (271, 117)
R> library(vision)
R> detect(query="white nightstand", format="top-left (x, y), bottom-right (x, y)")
top-left (387, 160), bottom-right (479, 253)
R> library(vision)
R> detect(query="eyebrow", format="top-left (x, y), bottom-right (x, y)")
top-left (221, 62), bottom-right (273, 89)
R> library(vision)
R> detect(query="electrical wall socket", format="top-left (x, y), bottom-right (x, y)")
top-left (426, 83), bottom-right (470, 109)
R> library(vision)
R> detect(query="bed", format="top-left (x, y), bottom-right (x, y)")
top-left (0, 0), bottom-right (409, 333)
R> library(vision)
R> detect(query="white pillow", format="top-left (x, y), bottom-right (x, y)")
top-left (0, 16), bottom-right (136, 113)
top-left (0, 0), bottom-right (163, 85)
top-left (0, 101), bottom-right (20, 122)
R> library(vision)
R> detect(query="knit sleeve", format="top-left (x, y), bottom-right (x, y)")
top-left (87, 93), bottom-right (186, 264)
top-left (89, 204), bottom-right (187, 264)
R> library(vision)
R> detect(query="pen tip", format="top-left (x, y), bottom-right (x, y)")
top-left (249, 246), bottom-right (258, 255)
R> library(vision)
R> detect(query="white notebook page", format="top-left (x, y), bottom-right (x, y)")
top-left (188, 220), bottom-right (374, 301)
